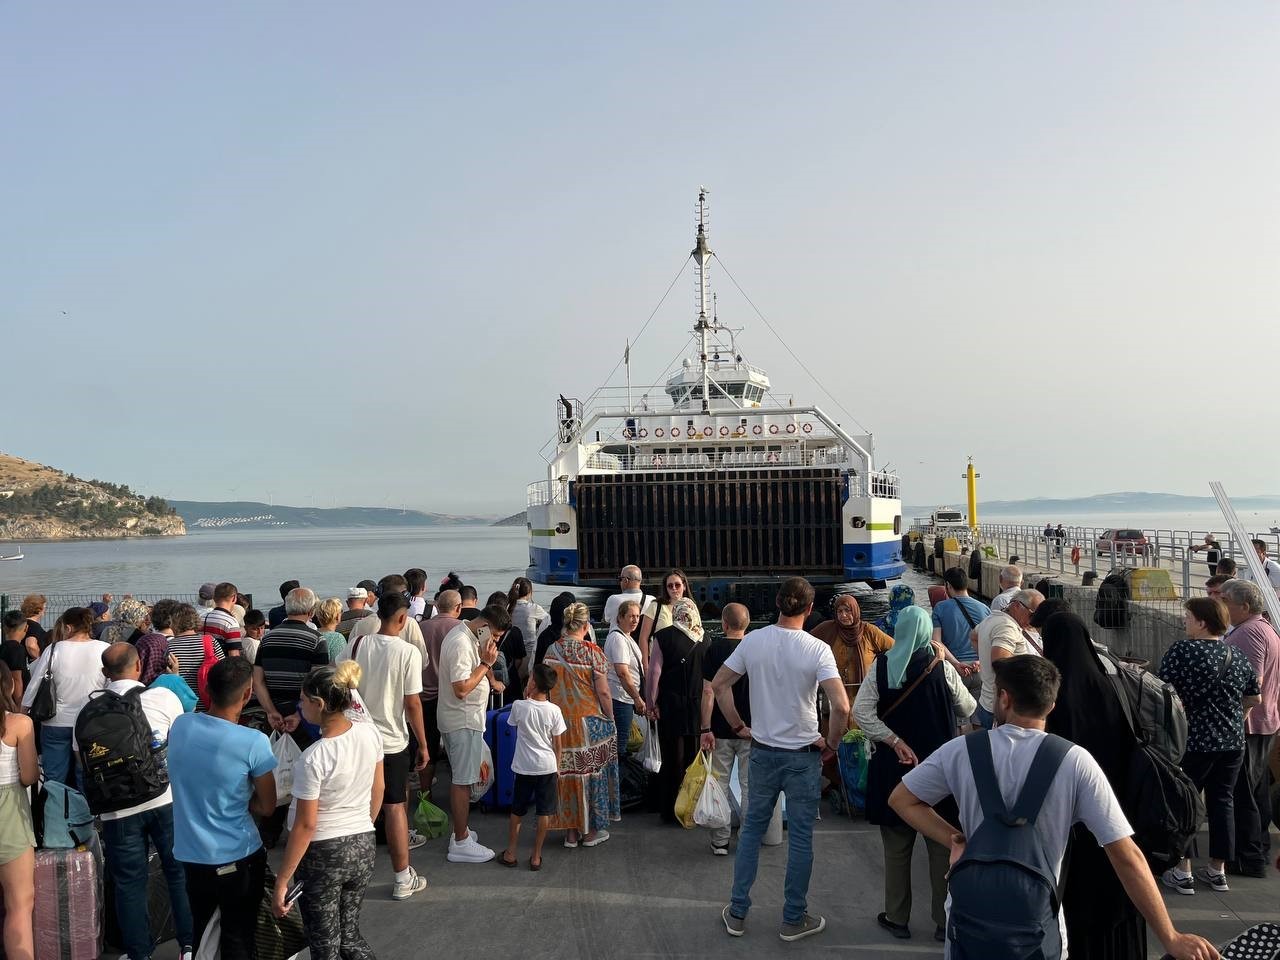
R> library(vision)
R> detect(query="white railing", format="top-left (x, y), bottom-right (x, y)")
top-left (576, 383), bottom-right (799, 423)
top-left (581, 447), bottom-right (852, 472)
top-left (859, 472), bottom-right (901, 500)
top-left (526, 479), bottom-right (570, 508)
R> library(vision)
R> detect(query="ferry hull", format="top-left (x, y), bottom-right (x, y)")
top-left (526, 475), bottom-right (906, 590)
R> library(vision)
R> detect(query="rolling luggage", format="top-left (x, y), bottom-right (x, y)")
top-left (34, 846), bottom-right (102, 960)
top-left (480, 694), bottom-right (517, 811)
top-left (103, 849), bottom-right (176, 952)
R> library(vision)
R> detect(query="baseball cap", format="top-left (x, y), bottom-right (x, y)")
top-left (347, 587), bottom-right (368, 600)
top-left (198, 582), bottom-right (217, 601)
top-left (356, 579), bottom-right (379, 597)
top-left (88, 601), bottom-right (109, 617)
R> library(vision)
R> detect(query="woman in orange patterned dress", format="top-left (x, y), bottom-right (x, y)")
top-left (544, 602), bottom-right (620, 847)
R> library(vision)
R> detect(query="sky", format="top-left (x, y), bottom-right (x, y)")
top-left (3, 2), bottom-right (1277, 515)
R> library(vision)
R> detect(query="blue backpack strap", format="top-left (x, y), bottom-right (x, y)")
top-left (963, 730), bottom-right (1010, 821)
top-left (1007, 734), bottom-right (1072, 826)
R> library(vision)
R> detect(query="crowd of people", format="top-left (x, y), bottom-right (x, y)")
top-left (0, 553), bottom-right (1275, 960)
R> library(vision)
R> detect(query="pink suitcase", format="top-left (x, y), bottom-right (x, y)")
top-left (34, 847), bottom-right (101, 960)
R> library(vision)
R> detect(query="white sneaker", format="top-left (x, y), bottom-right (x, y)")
top-left (181, 950), bottom-right (193, 960)
top-left (392, 867), bottom-right (427, 900)
top-left (407, 829), bottom-right (428, 850)
top-left (447, 835), bottom-right (496, 863)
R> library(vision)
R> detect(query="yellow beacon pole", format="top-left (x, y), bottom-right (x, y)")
top-left (964, 458), bottom-right (980, 533)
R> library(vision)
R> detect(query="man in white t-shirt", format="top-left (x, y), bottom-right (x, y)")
top-left (1247, 538), bottom-right (1280, 591)
top-left (891, 655), bottom-right (1218, 960)
top-left (341, 593), bottom-right (429, 902)
top-left (437, 603), bottom-right (509, 864)
top-left (94, 642), bottom-right (194, 960)
top-left (602, 565), bottom-right (652, 632)
top-left (711, 577), bottom-right (849, 943)
top-left (973, 589), bottom-right (1043, 729)
top-left (989, 565), bottom-right (1023, 613)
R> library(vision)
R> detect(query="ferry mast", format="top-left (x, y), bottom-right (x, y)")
top-left (693, 187), bottom-right (713, 414)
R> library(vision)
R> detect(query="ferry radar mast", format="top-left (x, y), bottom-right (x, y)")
top-left (693, 187), bottom-right (713, 414)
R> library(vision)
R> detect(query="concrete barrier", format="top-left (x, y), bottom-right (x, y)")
top-left (940, 549), bottom-right (1184, 666)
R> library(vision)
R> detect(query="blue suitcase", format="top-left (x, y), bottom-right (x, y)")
top-left (481, 700), bottom-right (517, 810)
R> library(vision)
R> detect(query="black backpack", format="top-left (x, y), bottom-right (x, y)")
top-left (1093, 570), bottom-right (1131, 631)
top-left (947, 731), bottom-right (1071, 960)
top-left (75, 687), bottom-right (169, 815)
top-left (1105, 650), bottom-right (1222, 871)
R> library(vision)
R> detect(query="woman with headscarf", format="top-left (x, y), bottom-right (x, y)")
top-left (1042, 610), bottom-right (1144, 960)
top-left (534, 592), bottom-right (577, 665)
top-left (645, 597), bottom-right (706, 824)
top-left (810, 595), bottom-right (894, 702)
top-left (545, 602), bottom-right (619, 847)
top-left (879, 584), bottom-right (916, 638)
top-left (854, 605), bottom-right (974, 942)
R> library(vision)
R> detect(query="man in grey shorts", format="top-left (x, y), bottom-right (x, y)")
top-left (438, 603), bottom-right (511, 863)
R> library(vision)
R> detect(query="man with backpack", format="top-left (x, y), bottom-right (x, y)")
top-left (80, 642), bottom-right (194, 960)
top-left (889, 656), bottom-right (1219, 960)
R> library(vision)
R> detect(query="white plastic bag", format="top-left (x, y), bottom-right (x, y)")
top-left (271, 732), bottom-right (302, 806)
top-left (693, 762), bottom-right (732, 829)
top-left (469, 741), bottom-right (494, 802)
top-left (641, 719), bottom-right (662, 773)
top-left (194, 908), bottom-right (220, 960)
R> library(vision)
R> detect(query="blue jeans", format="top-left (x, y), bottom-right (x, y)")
top-left (613, 700), bottom-right (635, 759)
top-left (101, 805), bottom-right (195, 959)
top-left (730, 746), bottom-right (821, 924)
top-left (974, 704), bottom-right (995, 730)
top-left (40, 725), bottom-right (80, 787)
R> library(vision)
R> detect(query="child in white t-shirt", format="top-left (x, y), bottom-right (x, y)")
top-left (499, 664), bottom-right (566, 870)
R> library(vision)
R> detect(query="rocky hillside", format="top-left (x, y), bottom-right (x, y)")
top-left (0, 453), bottom-right (186, 541)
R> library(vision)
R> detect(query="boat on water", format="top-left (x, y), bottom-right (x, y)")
top-left (524, 190), bottom-right (906, 605)
top-left (0, 547), bottom-right (23, 561)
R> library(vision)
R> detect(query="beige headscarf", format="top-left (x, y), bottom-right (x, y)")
top-left (671, 597), bottom-right (704, 642)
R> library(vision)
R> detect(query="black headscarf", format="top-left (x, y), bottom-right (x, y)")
top-left (1042, 611), bottom-right (1131, 782)
top-left (534, 591), bottom-right (576, 665)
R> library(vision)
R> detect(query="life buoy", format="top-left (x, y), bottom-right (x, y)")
top-left (769, 424), bottom-right (779, 435)
top-left (654, 427), bottom-right (664, 438)
top-left (786, 423), bottom-right (797, 434)
top-left (752, 425), bottom-right (763, 435)
top-left (766, 452), bottom-right (780, 464)
top-left (671, 427), bottom-right (681, 438)
top-left (622, 427), bottom-right (635, 439)
top-left (1071, 546), bottom-right (1081, 565)
top-left (802, 423), bottom-right (813, 434)
top-left (719, 426), bottom-right (729, 437)
top-left (638, 428), bottom-right (648, 438)
top-left (654, 455), bottom-right (665, 468)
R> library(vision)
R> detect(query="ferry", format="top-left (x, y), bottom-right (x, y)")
top-left (525, 190), bottom-right (906, 605)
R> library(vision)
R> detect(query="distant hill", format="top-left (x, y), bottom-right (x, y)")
top-left (0, 452), bottom-right (185, 540)
top-left (492, 511), bottom-right (528, 527)
top-left (171, 500), bottom-right (492, 530)
top-left (907, 491), bottom-right (1280, 517)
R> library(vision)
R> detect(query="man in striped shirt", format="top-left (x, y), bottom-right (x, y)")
top-left (251, 586), bottom-right (328, 848)
top-left (199, 582), bottom-right (244, 657)
top-left (251, 587), bottom-right (327, 737)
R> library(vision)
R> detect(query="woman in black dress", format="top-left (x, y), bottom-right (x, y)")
top-left (1042, 611), bottom-right (1144, 960)
top-left (645, 597), bottom-right (705, 823)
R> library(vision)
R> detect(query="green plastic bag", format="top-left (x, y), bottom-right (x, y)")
top-left (414, 795), bottom-right (449, 839)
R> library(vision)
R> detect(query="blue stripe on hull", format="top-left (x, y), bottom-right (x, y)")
top-left (527, 546), bottom-right (580, 586)
top-left (843, 539), bottom-right (907, 581)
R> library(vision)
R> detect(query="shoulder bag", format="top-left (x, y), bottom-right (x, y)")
top-left (27, 644), bottom-right (58, 722)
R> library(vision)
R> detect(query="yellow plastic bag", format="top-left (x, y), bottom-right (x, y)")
top-left (628, 717), bottom-right (646, 754)
top-left (674, 750), bottom-right (710, 829)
